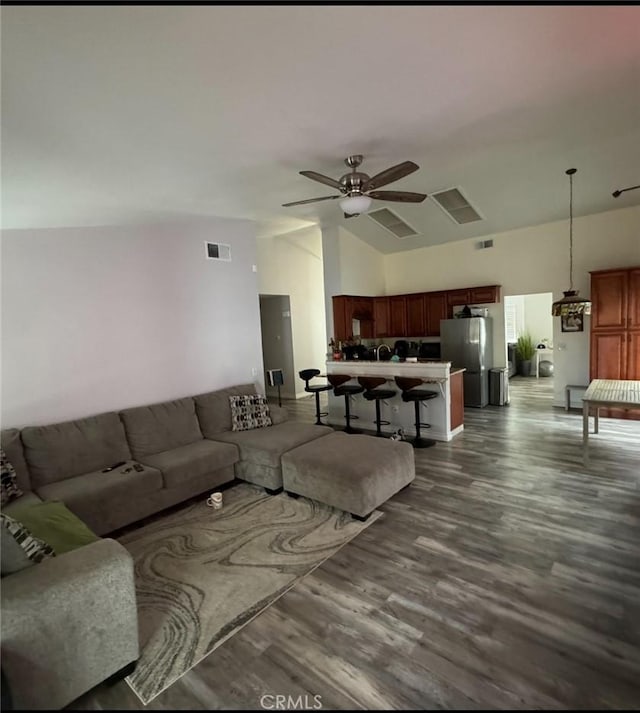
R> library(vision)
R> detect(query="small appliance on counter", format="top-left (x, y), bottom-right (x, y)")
top-left (343, 344), bottom-right (368, 361)
top-left (393, 340), bottom-right (409, 360)
top-left (419, 342), bottom-right (441, 360)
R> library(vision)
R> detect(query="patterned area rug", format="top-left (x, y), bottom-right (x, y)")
top-left (119, 482), bottom-right (382, 704)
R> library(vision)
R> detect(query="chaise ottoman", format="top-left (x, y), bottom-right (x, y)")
top-left (281, 431), bottom-right (415, 519)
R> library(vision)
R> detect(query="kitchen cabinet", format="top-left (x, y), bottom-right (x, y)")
top-left (425, 292), bottom-right (448, 336)
top-left (332, 296), bottom-right (350, 342)
top-left (447, 289), bottom-right (471, 308)
top-left (389, 296), bottom-right (407, 337)
top-left (332, 295), bottom-right (373, 342)
top-left (373, 297), bottom-right (391, 338)
top-left (591, 270), bottom-right (628, 330)
top-left (334, 283), bottom-right (501, 340)
top-left (589, 266), bottom-right (640, 420)
top-left (470, 285), bottom-right (501, 304)
top-left (406, 294), bottom-right (426, 336)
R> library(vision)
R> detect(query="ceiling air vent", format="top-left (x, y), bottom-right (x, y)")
top-left (430, 188), bottom-right (483, 225)
top-left (475, 239), bottom-right (494, 250)
top-left (205, 242), bottom-right (231, 261)
top-left (367, 208), bottom-right (419, 239)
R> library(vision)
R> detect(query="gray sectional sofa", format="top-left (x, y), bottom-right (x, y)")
top-left (7, 383), bottom-right (331, 536)
top-left (1, 382), bottom-right (332, 709)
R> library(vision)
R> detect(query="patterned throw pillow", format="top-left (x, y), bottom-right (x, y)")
top-left (0, 513), bottom-right (55, 564)
top-left (229, 394), bottom-right (272, 432)
top-left (1, 448), bottom-right (23, 507)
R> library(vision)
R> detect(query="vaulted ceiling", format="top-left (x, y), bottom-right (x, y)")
top-left (2, 5), bottom-right (640, 252)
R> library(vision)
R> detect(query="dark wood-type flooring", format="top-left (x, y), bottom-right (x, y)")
top-left (72, 377), bottom-right (640, 710)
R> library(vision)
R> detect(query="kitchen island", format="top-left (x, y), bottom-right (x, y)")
top-left (325, 360), bottom-right (465, 441)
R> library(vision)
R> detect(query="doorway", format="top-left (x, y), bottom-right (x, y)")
top-left (504, 292), bottom-right (554, 402)
top-left (259, 295), bottom-right (296, 400)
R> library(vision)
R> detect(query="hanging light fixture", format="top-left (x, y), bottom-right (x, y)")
top-left (551, 168), bottom-right (592, 317)
top-left (339, 194), bottom-right (372, 215)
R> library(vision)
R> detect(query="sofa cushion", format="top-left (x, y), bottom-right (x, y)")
top-left (229, 394), bottom-right (272, 432)
top-left (36, 462), bottom-right (163, 533)
top-left (194, 384), bottom-right (257, 437)
top-left (1, 428), bottom-right (32, 493)
top-left (1, 448), bottom-right (23, 506)
top-left (3, 491), bottom-right (43, 516)
top-left (140, 440), bottom-right (239, 489)
top-left (21, 413), bottom-right (132, 488)
top-left (212, 422), bottom-right (333, 470)
top-left (7, 501), bottom-right (99, 555)
top-left (120, 397), bottom-right (203, 459)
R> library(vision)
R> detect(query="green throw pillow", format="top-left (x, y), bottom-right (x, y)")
top-left (8, 501), bottom-right (99, 555)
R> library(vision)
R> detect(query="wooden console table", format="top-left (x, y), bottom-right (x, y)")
top-left (582, 379), bottom-right (640, 462)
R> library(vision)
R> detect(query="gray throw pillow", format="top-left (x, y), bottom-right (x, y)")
top-left (229, 395), bottom-right (272, 432)
top-left (1, 448), bottom-right (23, 506)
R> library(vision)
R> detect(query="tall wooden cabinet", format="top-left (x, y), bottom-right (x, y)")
top-left (590, 267), bottom-right (640, 418)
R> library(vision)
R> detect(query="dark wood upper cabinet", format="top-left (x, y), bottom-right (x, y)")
top-left (332, 296), bottom-right (349, 342)
top-left (389, 296), bottom-right (407, 337)
top-left (425, 292), bottom-right (448, 336)
top-left (334, 284), bottom-right (501, 341)
top-left (628, 268), bottom-right (640, 329)
top-left (406, 294), bottom-right (426, 336)
top-left (470, 285), bottom-right (501, 304)
top-left (447, 289), bottom-right (471, 307)
top-left (332, 295), bottom-right (374, 341)
top-left (373, 297), bottom-right (390, 338)
top-left (590, 270), bottom-right (628, 330)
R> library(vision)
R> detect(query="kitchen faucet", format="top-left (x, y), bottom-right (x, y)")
top-left (375, 344), bottom-right (391, 360)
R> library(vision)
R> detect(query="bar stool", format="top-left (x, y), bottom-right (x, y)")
top-left (327, 374), bottom-right (364, 434)
top-left (395, 376), bottom-right (438, 449)
top-left (358, 377), bottom-right (397, 437)
top-left (298, 369), bottom-right (332, 425)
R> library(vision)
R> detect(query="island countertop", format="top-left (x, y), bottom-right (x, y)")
top-left (324, 360), bottom-right (465, 441)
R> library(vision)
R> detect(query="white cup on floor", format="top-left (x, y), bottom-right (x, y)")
top-left (206, 492), bottom-right (223, 509)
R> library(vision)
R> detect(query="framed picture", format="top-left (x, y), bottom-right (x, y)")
top-left (561, 313), bottom-right (584, 332)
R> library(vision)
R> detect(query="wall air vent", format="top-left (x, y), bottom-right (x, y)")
top-left (430, 188), bottom-right (483, 225)
top-left (475, 239), bottom-right (494, 250)
top-left (367, 207), bottom-right (419, 239)
top-left (205, 242), bottom-right (231, 261)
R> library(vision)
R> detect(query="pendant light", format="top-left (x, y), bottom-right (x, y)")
top-left (551, 168), bottom-right (592, 316)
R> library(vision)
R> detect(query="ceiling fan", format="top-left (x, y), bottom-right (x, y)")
top-left (282, 155), bottom-right (428, 218)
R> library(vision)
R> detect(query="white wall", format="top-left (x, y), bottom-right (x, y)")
top-left (321, 225), bottom-right (387, 344)
top-left (256, 226), bottom-right (326, 398)
top-left (1, 218), bottom-right (264, 427)
top-left (384, 205), bottom-right (640, 406)
top-left (337, 226), bottom-right (386, 296)
top-left (523, 293), bottom-right (553, 345)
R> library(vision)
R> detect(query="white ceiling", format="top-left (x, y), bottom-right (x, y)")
top-left (2, 5), bottom-right (640, 253)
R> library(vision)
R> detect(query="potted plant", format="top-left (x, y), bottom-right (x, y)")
top-left (516, 333), bottom-right (535, 376)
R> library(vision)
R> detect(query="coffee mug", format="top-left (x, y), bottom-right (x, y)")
top-left (206, 492), bottom-right (223, 509)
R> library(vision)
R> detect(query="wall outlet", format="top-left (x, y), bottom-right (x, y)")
top-left (392, 405), bottom-right (400, 413)
top-left (251, 367), bottom-right (258, 377)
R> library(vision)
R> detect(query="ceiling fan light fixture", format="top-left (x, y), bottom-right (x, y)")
top-left (551, 168), bottom-right (592, 317)
top-left (339, 195), bottom-right (372, 215)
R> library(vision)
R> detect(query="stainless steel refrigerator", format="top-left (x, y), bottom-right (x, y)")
top-left (440, 317), bottom-right (493, 407)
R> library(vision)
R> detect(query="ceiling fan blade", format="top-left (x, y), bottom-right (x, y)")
top-left (344, 212), bottom-right (359, 219)
top-left (299, 170), bottom-right (342, 190)
top-left (368, 190), bottom-right (427, 203)
top-left (363, 161), bottom-right (419, 191)
top-left (282, 195), bottom-right (340, 207)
